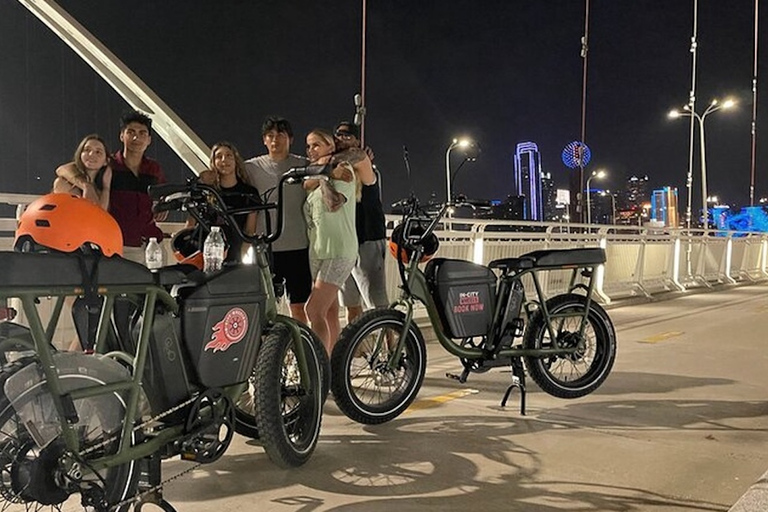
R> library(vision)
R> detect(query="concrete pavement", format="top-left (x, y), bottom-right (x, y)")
top-left (44, 281), bottom-right (768, 512)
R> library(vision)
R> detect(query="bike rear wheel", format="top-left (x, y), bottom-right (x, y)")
top-left (254, 324), bottom-right (323, 468)
top-left (330, 309), bottom-right (427, 425)
top-left (234, 321), bottom-right (328, 440)
top-left (0, 366), bottom-right (138, 510)
top-left (523, 293), bottom-right (616, 399)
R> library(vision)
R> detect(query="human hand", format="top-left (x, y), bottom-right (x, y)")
top-left (364, 146), bottom-right (375, 162)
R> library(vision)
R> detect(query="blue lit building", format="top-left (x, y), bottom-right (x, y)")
top-left (514, 142), bottom-right (543, 220)
top-left (651, 187), bottom-right (679, 228)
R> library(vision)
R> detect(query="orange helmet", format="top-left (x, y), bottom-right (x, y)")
top-left (388, 223), bottom-right (439, 263)
top-left (15, 193), bottom-right (123, 256)
top-left (171, 226), bottom-right (228, 270)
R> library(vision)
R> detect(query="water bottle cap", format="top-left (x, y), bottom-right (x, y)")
top-left (211, 226), bottom-right (220, 232)
top-left (149, 237), bottom-right (157, 242)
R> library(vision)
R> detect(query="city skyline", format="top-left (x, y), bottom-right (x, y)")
top-left (1, 1), bottom-right (766, 211)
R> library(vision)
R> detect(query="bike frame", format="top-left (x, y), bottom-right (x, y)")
top-left (0, 185), bottom-right (315, 476)
top-left (381, 204), bottom-right (600, 370)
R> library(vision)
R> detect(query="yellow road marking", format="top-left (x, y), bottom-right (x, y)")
top-left (404, 389), bottom-right (479, 413)
top-left (639, 331), bottom-right (684, 344)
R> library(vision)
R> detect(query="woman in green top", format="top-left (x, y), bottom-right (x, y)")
top-left (303, 129), bottom-right (376, 354)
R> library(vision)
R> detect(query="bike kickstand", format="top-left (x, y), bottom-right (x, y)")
top-left (501, 358), bottom-right (527, 415)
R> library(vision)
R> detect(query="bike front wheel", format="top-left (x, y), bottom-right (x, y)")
top-left (254, 323), bottom-right (324, 468)
top-left (330, 309), bottom-right (427, 425)
top-left (234, 321), bottom-right (328, 440)
top-left (523, 293), bottom-right (617, 399)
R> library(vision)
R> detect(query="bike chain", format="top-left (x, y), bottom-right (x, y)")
top-left (73, 395), bottom-right (203, 511)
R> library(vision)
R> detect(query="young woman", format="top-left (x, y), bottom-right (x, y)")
top-left (303, 129), bottom-right (375, 353)
top-left (53, 134), bottom-right (112, 210)
top-left (186, 142), bottom-right (259, 264)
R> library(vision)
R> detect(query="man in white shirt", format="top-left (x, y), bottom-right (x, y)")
top-left (244, 117), bottom-right (311, 323)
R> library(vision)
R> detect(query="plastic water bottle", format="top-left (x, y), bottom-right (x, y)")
top-left (203, 226), bottom-right (225, 273)
top-left (145, 237), bottom-right (163, 270)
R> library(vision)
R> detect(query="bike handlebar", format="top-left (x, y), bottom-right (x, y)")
top-left (149, 164), bottom-right (329, 246)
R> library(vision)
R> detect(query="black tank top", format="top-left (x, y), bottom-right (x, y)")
top-left (356, 169), bottom-right (386, 242)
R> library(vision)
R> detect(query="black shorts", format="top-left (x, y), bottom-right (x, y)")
top-left (272, 248), bottom-right (312, 304)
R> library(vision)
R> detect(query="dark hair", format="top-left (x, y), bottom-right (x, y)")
top-left (119, 109), bottom-right (153, 136)
top-left (261, 116), bottom-right (293, 138)
top-left (334, 121), bottom-right (360, 138)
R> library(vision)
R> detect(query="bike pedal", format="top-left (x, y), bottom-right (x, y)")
top-left (445, 371), bottom-right (468, 383)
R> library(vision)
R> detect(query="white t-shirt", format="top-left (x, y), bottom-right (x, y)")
top-left (244, 154), bottom-right (309, 252)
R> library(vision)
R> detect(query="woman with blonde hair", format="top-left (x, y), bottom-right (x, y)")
top-left (53, 134), bottom-right (113, 210)
top-left (303, 128), bottom-right (375, 353)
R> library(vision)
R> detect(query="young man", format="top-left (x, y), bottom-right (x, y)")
top-left (109, 109), bottom-right (167, 264)
top-left (335, 121), bottom-right (389, 323)
top-left (244, 116), bottom-right (311, 323)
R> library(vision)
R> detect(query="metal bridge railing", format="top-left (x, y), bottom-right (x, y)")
top-left (2, 194), bottom-right (767, 345)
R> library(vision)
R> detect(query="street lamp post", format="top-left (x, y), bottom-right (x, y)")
top-left (601, 190), bottom-right (617, 224)
top-left (668, 98), bottom-right (735, 228)
top-left (585, 169), bottom-right (606, 225)
top-left (445, 138), bottom-right (471, 203)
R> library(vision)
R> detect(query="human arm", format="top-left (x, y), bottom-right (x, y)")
top-left (52, 176), bottom-right (78, 195)
top-left (98, 166), bottom-right (112, 211)
top-left (335, 147), bottom-right (375, 186)
top-left (241, 211), bottom-right (258, 258)
top-left (153, 165), bottom-right (170, 222)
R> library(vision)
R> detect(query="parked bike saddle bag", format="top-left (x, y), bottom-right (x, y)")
top-left (424, 258), bottom-right (497, 339)
top-left (132, 312), bottom-right (196, 423)
top-left (181, 264), bottom-right (267, 388)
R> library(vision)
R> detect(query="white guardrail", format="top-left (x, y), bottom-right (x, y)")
top-left (2, 193), bottom-right (767, 345)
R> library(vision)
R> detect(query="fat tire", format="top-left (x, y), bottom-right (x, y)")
top-left (0, 364), bottom-right (138, 510)
top-left (523, 293), bottom-right (616, 399)
top-left (234, 321), bottom-right (328, 439)
top-left (254, 324), bottom-right (323, 468)
top-left (330, 309), bottom-right (427, 425)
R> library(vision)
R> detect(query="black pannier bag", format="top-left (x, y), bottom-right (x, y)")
top-left (181, 264), bottom-right (267, 388)
top-left (424, 258), bottom-right (497, 339)
top-left (132, 311), bottom-right (195, 422)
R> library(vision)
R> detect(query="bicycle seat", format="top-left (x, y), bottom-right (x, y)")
top-left (489, 248), bottom-right (606, 272)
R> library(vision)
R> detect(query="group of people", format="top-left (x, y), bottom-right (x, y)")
top-left (52, 110), bottom-right (389, 354)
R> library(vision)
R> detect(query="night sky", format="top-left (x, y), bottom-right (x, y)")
top-left (1, 1), bottom-right (766, 211)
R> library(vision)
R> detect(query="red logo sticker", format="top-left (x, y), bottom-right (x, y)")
top-left (205, 307), bottom-right (248, 353)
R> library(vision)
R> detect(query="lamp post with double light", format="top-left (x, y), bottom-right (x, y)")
top-left (445, 138), bottom-right (472, 203)
top-left (668, 98), bottom-right (735, 228)
top-left (585, 169), bottom-right (606, 225)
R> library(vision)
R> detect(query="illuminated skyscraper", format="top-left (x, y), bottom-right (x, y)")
top-left (651, 187), bottom-right (679, 228)
top-left (514, 142), bottom-right (543, 220)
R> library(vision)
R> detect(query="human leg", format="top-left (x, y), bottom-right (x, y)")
top-left (352, 239), bottom-right (389, 308)
top-left (339, 273), bottom-right (363, 324)
top-left (273, 248), bottom-right (312, 324)
top-left (305, 279), bottom-right (340, 354)
top-left (306, 258), bottom-right (356, 353)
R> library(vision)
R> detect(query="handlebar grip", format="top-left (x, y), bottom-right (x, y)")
top-left (153, 196), bottom-right (187, 214)
top-left (149, 183), bottom-right (189, 200)
top-left (283, 163), bottom-right (331, 181)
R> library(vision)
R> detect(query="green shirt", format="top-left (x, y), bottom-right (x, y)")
top-left (304, 177), bottom-right (358, 260)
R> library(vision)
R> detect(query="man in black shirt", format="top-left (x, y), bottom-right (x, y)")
top-left (335, 121), bottom-right (389, 323)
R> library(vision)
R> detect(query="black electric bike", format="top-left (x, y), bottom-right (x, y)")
top-left (330, 195), bottom-right (617, 424)
top-left (0, 166), bottom-right (328, 511)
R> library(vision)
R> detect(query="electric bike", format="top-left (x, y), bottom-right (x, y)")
top-left (0, 166), bottom-right (327, 511)
top-left (330, 194), bottom-right (617, 424)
